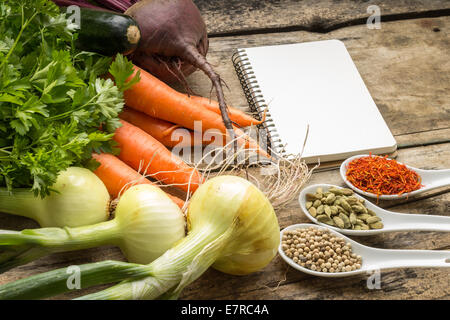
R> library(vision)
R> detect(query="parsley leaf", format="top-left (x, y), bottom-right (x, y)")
top-left (109, 53), bottom-right (141, 92)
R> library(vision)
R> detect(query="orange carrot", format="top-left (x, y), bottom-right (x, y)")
top-left (114, 119), bottom-right (203, 193)
top-left (120, 108), bottom-right (226, 148)
top-left (120, 108), bottom-right (188, 148)
top-left (124, 65), bottom-right (270, 159)
top-left (92, 153), bottom-right (185, 208)
top-left (184, 95), bottom-right (264, 127)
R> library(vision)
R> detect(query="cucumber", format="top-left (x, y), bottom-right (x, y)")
top-left (70, 7), bottom-right (141, 56)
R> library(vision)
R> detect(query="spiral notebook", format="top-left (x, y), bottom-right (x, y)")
top-left (232, 40), bottom-right (397, 164)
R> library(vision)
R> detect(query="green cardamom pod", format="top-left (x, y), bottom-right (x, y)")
top-left (339, 213), bottom-right (351, 228)
top-left (317, 215), bottom-right (334, 226)
top-left (308, 207), bottom-right (317, 217)
top-left (369, 222), bottom-right (384, 229)
top-left (357, 213), bottom-right (371, 222)
top-left (333, 216), bottom-right (345, 229)
top-left (340, 199), bottom-right (352, 212)
top-left (341, 188), bottom-right (354, 196)
top-left (328, 187), bottom-right (343, 195)
top-left (352, 205), bottom-right (368, 214)
top-left (325, 193), bottom-right (336, 204)
top-left (317, 205), bottom-right (325, 214)
top-left (366, 216), bottom-right (381, 224)
top-left (324, 205), bottom-right (332, 217)
top-left (329, 187), bottom-right (353, 196)
top-left (337, 205), bottom-right (350, 216)
top-left (349, 212), bottom-right (357, 225)
top-left (330, 206), bottom-right (338, 215)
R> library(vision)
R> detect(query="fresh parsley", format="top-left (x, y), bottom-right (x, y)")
top-left (0, 0), bottom-right (139, 197)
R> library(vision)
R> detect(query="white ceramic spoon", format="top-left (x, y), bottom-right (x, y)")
top-left (299, 184), bottom-right (450, 236)
top-left (279, 223), bottom-right (450, 277)
top-left (340, 154), bottom-right (450, 200)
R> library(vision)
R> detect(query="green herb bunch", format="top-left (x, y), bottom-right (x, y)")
top-left (0, 0), bottom-right (138, 197)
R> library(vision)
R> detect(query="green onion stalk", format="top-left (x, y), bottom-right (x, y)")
top-left (0, 167), bottom-right (110, 228)
top-left (0, 176), bottom-right (280, 300)
top-left (0, 184), bottom-right (186, 273)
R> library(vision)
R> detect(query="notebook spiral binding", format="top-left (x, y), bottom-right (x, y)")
top-left (231, 49), bottom-right (285, 157)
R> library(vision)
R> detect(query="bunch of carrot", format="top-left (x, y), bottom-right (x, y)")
top-left (93, 64), bottom-right (268, 205)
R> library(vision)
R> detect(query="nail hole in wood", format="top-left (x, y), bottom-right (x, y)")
top-left (433, 27), bottom-right (441, 32)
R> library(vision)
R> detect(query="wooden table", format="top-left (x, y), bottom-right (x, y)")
top-left (0, 0), bottom-right (449, 300)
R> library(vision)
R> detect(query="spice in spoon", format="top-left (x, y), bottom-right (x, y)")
top-left (346, 155), bottom-right (422, 197)
top-left (306, 187), bottom-right (383, 230)
top-left (281, 226), bottom-right (362, 273)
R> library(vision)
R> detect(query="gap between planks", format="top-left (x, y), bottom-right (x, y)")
top-left (396, 127), bottom-right (450, 149)
top-left (208, 8), bottom-right (450, 38)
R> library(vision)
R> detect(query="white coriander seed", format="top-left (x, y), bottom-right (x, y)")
top-left (283, 227), bottom-right (363, 274)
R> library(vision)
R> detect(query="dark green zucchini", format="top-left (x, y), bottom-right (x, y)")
top-left (70, 7), bottom-right (141, 56)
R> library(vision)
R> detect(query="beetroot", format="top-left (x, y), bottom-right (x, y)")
top-left (53, 0), bottom-right (234, 136)
top-left (125, 0), bottom-right (208, 85)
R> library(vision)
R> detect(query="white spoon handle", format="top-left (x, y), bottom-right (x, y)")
top-left (367, 249), bottom-right (450, 269)
top-left (420, 168), bottom-right (450, 188)
top-left (385, 212), bottom-right (450, 232)
top-left (438, 169), bottom-right (450, 184)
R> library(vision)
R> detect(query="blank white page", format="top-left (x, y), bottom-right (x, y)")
top-left (241, 40), bottom-right (397, 163)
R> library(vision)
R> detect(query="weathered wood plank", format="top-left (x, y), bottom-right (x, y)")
top-left (193, 0), bottom-right (450, 35)
top-left (179, 17), bottom-right (450, 142)
top-left (181, 267), bottom-right (449, 300)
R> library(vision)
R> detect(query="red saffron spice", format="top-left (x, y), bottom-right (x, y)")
top-left (345, 155), bottom-right (423, 197)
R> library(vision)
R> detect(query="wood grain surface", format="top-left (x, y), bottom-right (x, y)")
top-left (0, 1), bottom-right (448, 300)
top-left (193, 0), bottom-right (450, 35)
